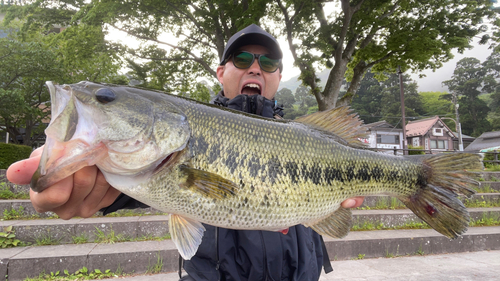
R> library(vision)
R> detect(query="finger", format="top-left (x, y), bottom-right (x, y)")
top-left (98, 187), bottom-right (122, 210)
top-left (80, 186), bottom-right (121, 218)
top-left (29, 175), bottom-right (73, 213)
top-left (78, 170), bottom-right (116, 217)
top-left (6, 155), bottom-right (42, 185)
top-left (56, 166), bottom-right (98, 219)
top-left (30, 146), bottom-right (44, 158)
top-left (341, 196), bottom-right (365, 208)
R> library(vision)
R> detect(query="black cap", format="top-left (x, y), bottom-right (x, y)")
top-left (220, 24), bottom-right (283, 65)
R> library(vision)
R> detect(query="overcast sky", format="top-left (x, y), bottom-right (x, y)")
top-left (409, 43), bottom-right (494, 92)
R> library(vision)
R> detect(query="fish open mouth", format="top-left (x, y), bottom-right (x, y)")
top-left (31, 82), bottom-right (108, 192)
top-left (31, 140), bottom-right (108, 192)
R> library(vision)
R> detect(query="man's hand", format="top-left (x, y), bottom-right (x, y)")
top-left (6, 147), bottom-right (121, 220)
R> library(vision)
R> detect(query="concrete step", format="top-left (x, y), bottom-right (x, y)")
top-left (478, 181), bottom-right (500, 192)
top-left (473, 171), bottom-right (500, 181)
top-left (0, 199), bottom-right (164, 219)
top-left (360, 193), bottom-right (500, 209)
top-left (0, 215), bottom-right (171, 244)
top-left (352, 207), bottom-right (500, 229)
top-left (1, 208), bottom-right (498, 245)
top-left (2, 226), bottom-right (499, 281)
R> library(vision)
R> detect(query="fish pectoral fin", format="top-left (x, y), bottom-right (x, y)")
top-left (307, 207), bottom-right (352, 239)
top-left (179, 165), bottom-right (238, 200)
top-left (169, 214), bottom-right (206, 260)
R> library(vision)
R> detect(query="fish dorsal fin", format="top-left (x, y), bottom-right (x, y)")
top-left (295, 106), bottom-right (367, 148)
top-left (178, 165), bottom-right (238, 200)
top-left (169, 214), bottom-right (206, 260)
top-left (306, 207), bottom-right (352, 238)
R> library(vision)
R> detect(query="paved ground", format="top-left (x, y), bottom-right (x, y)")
top-left (94, 250), bottom-right (500, 281)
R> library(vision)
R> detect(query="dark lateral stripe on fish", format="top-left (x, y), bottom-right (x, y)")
top-left (231, 154), bottom-right (411, 187)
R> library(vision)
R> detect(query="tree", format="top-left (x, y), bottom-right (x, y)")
top-left (378, 73), bottom-right (425, 127)
top-left (443, 57), bottom-right (492, 137)
top-left (294, 86), bottom-right (316, 108)
top-left (419, 91), bottom-right (455, 130)
top-left (0, 18), bottom-right (124, 146)
top-left (275, 88), bottom-right (295, 109)
top-left (0, 25), bottom-right (63, 146)
top-left (419, 92), bottom-right (453, 118)
top-left (48, 24), bottom-right (124, 83)
top-left (7, 0), bottom-right (496, 110)
top-left (482, 49), bottom-right (500, 130)
top-left (350, 70), bottom-right (384, 124)
top-left (274, 0), bottom-right (497, 110)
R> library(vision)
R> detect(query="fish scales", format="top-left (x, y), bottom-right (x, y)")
top-left (140, 97), bottom-right (422, 229)
top-left (32, 82), bottom-right (483, 260)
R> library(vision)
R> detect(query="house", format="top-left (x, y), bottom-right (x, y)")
top-left (406, 116), bottom-right (455, 153)
top-left (362, 120), bottom-right (404, 154)
top-left (464, 131), bottom-right (500, 152)
top-left (452, 132), bottom-right (475, 150)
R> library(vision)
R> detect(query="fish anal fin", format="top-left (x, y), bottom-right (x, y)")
top-left (307, 207), bottom-right (352, 238)
top-left (169, 214), bottom-right (205, 260)
top-left (179, 165), bottom-right (238, 200)
top-left (295, 106), bottom-right (367, 148)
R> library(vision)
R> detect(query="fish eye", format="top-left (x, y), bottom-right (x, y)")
top-left (95, 88), bottom-right (116, 104)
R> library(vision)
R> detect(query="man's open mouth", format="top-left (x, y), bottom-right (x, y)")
top-left (241, 83), bottom-right (261, 95)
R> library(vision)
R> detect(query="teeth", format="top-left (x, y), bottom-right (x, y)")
top-left (245, 83), bottom-right (261, 90)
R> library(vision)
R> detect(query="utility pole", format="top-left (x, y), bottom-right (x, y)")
top-left (398, 66), bottom-right (407, 155)
top-left (452, 92), bottom-right (464, 151)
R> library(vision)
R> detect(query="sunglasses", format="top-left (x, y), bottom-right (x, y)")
top-left (229, 51), bottom-right (281, 73)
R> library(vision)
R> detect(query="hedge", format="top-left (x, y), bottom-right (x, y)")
top-left (408, 145), bottom-right (425, 155)
top-left (0, 143), bottom-right (33, 169)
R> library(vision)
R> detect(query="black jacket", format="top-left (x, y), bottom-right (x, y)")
top-left (102, 92), bottom-right (329, 281)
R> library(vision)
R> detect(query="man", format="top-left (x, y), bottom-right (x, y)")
top-left (7, 24), bottom-right (363, 280)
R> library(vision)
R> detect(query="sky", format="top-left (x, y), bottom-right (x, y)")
top-left (410, 43), bottom-right (494, 92)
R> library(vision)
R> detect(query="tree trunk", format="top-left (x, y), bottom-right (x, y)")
top-left (317, 59), bottom-right (349, 111)
top-left (337, 61), bottom-right (368, 107)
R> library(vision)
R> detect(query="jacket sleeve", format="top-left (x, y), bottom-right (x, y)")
top-left (101, 193), bottom-right (149, 215)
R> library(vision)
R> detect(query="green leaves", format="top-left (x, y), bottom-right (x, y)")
top-left (0, 11), bottom-right (125, 146)
top-left (0, 226), bottom-right (21, 248)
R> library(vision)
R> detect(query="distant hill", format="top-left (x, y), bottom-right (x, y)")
top-left (278, 69), bottom-right (331, 93)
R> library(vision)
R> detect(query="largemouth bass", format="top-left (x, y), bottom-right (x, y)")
top-left (31, 81), bottom-right (482, 259)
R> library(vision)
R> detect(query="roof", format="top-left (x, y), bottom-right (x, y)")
top-left (363, 120), bottom-right (400, 130)
top-left (452, 132), bottom-right (475, 141)
top-left (464, 131), bottom-right (500, 152)
top-left (406, 116), bottom-right (455, 138)
top-left (406, 116), bottom-right (439, 137)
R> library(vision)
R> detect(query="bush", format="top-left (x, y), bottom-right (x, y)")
top-left (0, 143), bottom-right (32, 169)
top-left (484, 150), bottom-right (499, 170)
top-left (408, 145), bottom-right (425, 155)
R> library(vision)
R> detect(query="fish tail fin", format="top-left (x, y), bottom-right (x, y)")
top-left (399, 153), bottom-right (483, 239)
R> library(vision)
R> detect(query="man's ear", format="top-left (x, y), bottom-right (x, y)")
top-left (216, 65), bottom-right (225, 84)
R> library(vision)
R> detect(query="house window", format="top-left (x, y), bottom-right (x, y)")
top-left (377, 134), bottom-right (400, 144)
top-left (430, 140), bottom-right (446, 149)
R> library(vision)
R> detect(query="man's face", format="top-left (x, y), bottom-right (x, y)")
top-left (217, 45), bottom-right (282, 100)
